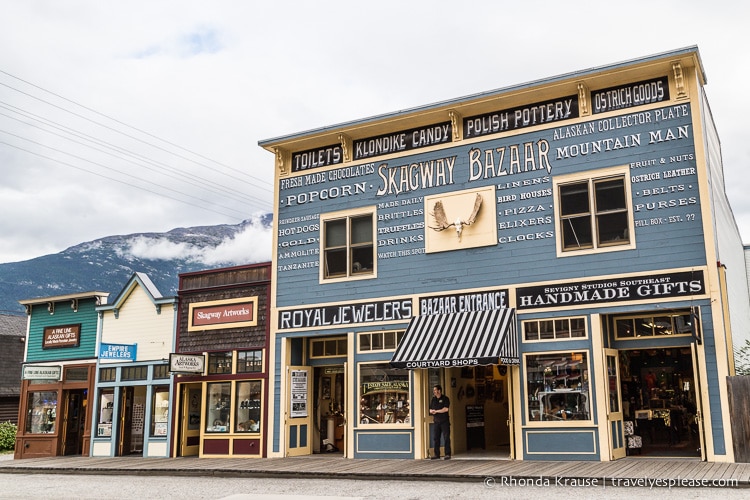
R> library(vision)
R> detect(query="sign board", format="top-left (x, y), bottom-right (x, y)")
top-left (22, 365), bottom-right (62, 381)
top-left (42, 324), bottom-right (81, 349)
top-left (188, 297), bottom-right (258, 331)
top-left (290, 369), bottom-right (308, 418)
top-left (169, 353), bottom-right (205, 374)
top-left (99, 343), bottom-right (137, 361)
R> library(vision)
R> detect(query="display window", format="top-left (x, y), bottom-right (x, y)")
top-left (96, 389), bottom-right (115, 437)
top-left (525, 352), bottom-right (590, 422)
top-left (25, 391), bottom-right (58, 434)
top-left (206, 382), bottom-right (231, 432)
top-left (151, 386), bottom-right (170, 436)
top-left (235, 380), bottom-right (262, 433)
top-left (359, 363), bottom-right (410, 425)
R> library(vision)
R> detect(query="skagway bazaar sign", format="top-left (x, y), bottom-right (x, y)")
top-left (278, 298), bottom-right (413, 329)
top-left (516, 271), bottom-right (705, 310)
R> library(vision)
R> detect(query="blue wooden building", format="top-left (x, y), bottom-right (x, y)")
top-left (259, 46), bottom-right (749, 462)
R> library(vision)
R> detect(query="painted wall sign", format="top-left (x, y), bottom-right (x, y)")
top-left (463, 96), bottom-right (579, 139)
top-left (292, 144), bottom-right (343, 172)
top-left (188, 297), bottom-right (258, 331)
top-left (42, 324), bottom-right (81, 349)
top-left (278, 299), bottom-right (413, 330)
top-left (516, 270), bottom-right (705, 310)
top-left (592, 76), bottom-right (669, 114)
top-left (169, 353), bottom-right (205, 373)
top-left (99, 342), bottom-right (137, 361)
top-left (419, 288), bottom-right (509, 315)
top-left (22, 364), bottom-right (62, 380)
top-left (353, 121), bottom-right (452, 161)
top-left (275, 102), bottom-right (703, 312)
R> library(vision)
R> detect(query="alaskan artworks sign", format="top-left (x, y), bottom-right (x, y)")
top-left (516, 271), bottom-right (705, 310)
top-left (43, 324), bottom-right (81, 349)
top-left (188, 297), bottom-right (258, 331)
top-left (169, 353), bottom-right (205, 374)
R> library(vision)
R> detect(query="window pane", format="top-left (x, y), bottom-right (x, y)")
top-left (371, 334), bottom-right (383, 350)
top-left (237, 350), bottom-right (262, 373)
top-left (235, 381), bottom-right (261, 433)
top-left (325, 219), bottom-right (346, 247)
top-left (595, 178), bottom-right (626, 212)
top-left (206, 382), bottom-right (231, 433)
top-left (351, 245), bottom-right (373, 274)
top-left (560, 182), bottom-right (589, 216)
top-left (555, 319), bottom-right (570, 339)
top-left (325, 248), bottom-right (347, 277)
top-left (570, 318), bottom-right (586, 337)
top-left (151, 386), bottom-right (169, 436)
top-left (524, 322), bottom-right (539, 341)
top-left (384, 332), bottom-right (396, 350)
top-left (26, 391), bottom-right (58, 434)
top-left (597, 212), bottom-right (629, 245)
top-left (360, 334), bottom-right (371, 351)
top-left (208, 352), bottom-right (233, 374)
top-left (561, 215), bottom-right (592, 249)
top-left (359, 364), bottom-right (410, 425)
top-left (616, 318), bottom-right (634, 338)
top-left (96, 389), bottom-right (114, 437)
top-left (351, 215), bottom-right (373, 244)
top-left (653, 316), bottom-right (673, 335)
top-left (525, 353), bottom-right (589, 422)
top-left (636, 318), bottom-right (654, 337)
top-left (539, 320), bottom-right (554, 340)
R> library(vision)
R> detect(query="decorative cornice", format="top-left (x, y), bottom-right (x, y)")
top-left (448, 110), bottom-right (462, 141)
top-left (577, 82), bottom-right (590, 116)
top-left (338, 133), bottom-right (352, 163)
top-left (672, 61), bottom-right (688, 99)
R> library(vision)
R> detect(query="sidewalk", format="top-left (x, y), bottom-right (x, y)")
top-left (1, 454), bottom-right (749, 488)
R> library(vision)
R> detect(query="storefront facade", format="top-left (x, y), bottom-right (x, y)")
top-left (91, 273), bottom-right (177, 458)
top-left (260, 47), bottom-right (749, 462)
top-left (172, 263), bottom-right (271, 458)
top-left (16, 292), bottom-right (109, 459)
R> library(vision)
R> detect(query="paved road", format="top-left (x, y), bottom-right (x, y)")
top-left (2, 473), bottom-right (748, 500)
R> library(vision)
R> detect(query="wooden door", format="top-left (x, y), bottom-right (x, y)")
top-left (286, 366), bottom-right (312, 456)
top-left (604, 349), bottom-right (626, 460)
top-left (179, 384), bottom-right (202, 456)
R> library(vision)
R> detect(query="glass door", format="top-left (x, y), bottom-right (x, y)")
top-left (604, 348), bottom-right (625, 460)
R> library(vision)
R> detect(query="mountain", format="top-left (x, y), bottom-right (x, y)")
top-left (0, 215), bottom-right (273, 315)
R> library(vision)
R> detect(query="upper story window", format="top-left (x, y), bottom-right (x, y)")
top-left (614, 311), bottom-right (694, 339)
top-left (322, 210), bottom-right (375, 280)
top-left (359, 331), bottom-right (404, 352)
top-left (208, 352), bottom-right (233, 375)
top-left (556, 169), bottom-right (632, 254)
top-left (523, 317), bottom-right (587, 342)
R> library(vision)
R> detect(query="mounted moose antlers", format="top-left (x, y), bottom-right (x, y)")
top-left (429, 193), bottom-right (483, 241)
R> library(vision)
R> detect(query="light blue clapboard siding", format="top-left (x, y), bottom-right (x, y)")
top-left (276, 104), bottom-right (705, 308)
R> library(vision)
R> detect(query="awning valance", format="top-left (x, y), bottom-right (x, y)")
top-left (390, 309), bottom-right (518, 369)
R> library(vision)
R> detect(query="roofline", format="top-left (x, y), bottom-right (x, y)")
top-left (259, 46), bottom-right (704, 149)
top-left (19, 291), bottom-right (110, 306)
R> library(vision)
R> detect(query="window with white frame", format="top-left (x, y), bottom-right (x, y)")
top-left (557, 172), bottom-right (631, 253)
top-left (525, 352), bottom-right (590, 423)
top-left (523, 317), bottom-right (587, 341)
top-left (359, 331), bottom-right (404, 352)
top-left (322, 211), bottom-right (374, 279)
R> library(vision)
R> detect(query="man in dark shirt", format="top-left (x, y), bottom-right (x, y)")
top-left (429, 384), bottom-right (451, 459)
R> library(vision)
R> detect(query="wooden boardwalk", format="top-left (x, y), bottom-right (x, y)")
top-left (1, 455), bottom-right (750, 487)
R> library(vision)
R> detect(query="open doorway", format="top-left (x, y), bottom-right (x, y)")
top-left (619, 348), bottom-right (700, 458)
top-left (432, 365), bottom-right (512, 460)
top-left (313, 366), bottom-right (345, 454)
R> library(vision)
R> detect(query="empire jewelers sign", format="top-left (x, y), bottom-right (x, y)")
top-left (99, 342), bottom-right (137, 361)
top-left (188, 297), bottom-right (258, 331)
top-left (42, 324), bottom-right (81, 349)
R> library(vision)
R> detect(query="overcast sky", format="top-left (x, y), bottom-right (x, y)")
top-left (1, 1), bottom-right (749, 265)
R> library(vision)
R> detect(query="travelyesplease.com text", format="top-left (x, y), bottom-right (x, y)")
top-left (483, 475), bottom-right (740, 489)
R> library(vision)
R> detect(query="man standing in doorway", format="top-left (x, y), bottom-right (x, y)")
top-left (429, 384), bottom-right (451, 460)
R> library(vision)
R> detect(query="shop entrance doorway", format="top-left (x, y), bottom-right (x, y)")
top-left (177, 383), bottom-right (202, 457)
top-left (426, 366), bottom-right (513, 459)
top-left (60, 389), bottom-right (87, 455)
top-left (117, 386), bottom-right (146, 456)
top-left (313, 365), bottom-right (345, 454)
top-left (617, 347), bottom-right (701, 458)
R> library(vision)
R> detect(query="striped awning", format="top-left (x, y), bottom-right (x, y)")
top-left (390, 309), bottom-right (518, 369)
